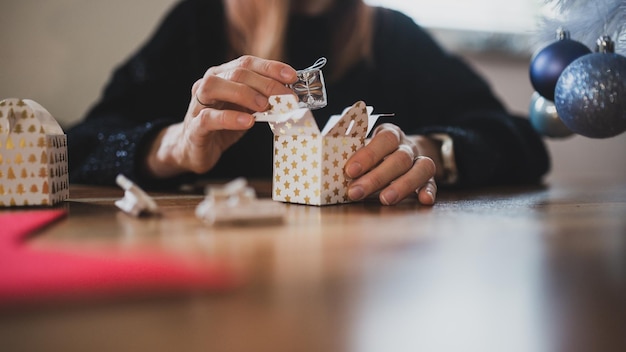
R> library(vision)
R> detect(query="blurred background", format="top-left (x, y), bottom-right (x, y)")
top-left (1, 0), bottom-right (624, 182)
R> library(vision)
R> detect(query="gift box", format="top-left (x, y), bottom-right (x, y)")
top-left (0, 98), bottom-right (69, 206)
top-left (256, 95), bottom-right (382, 206)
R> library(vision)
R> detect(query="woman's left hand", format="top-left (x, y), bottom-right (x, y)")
top-left (344, 123), bottom-right (437, 205)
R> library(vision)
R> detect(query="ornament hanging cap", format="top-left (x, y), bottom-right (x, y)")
top-left (556, 28), bottom-right (570, 40)
top-left (595, 35), bottom-right (615, 53)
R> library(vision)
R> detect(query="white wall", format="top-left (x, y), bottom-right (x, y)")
top-left (1, 0), bottom-right (624, 183)
top-left (0, 0), bottom-right (177, 126)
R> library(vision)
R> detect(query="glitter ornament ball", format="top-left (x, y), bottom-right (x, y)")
top-left (554, 52), bottom-right (626, 138)
top-left (529, 92), bottom-right (573, 138)
top-left (529, 35), bottom-right (591, 101)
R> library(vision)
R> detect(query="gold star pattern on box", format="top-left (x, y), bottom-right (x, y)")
top-left (257, 95), bottom-right (382, 206)
top-left (0, 98), bottom-right (69, 206)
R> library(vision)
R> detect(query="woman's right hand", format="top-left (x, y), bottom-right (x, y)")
top-left (144, 56), bottom-right (298, 179)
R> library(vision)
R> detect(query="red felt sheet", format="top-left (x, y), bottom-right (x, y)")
top-left (0, 210), bottom-right (238, 307)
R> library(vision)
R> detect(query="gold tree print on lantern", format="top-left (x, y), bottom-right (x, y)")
top-left (0, 98), bottom-right (69, 206)
top-left (7, 167), bottom-right (16, 179)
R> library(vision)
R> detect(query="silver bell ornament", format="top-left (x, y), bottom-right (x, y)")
top-left (529, 92), bottom-right (573, 138)
top-left (554, 36), bottom-right (626, 138)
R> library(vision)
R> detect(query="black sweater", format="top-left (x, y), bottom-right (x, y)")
top-left (67, 0), bottom-right (550, 189)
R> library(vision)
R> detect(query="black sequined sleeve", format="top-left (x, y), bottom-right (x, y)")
top-left (66, 118), bottom-right (190, 188)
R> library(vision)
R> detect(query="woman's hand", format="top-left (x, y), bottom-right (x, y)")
top-left (344, 123), bottom-right (439, 205)
top-left (145, 56), bottom-right (297, 178)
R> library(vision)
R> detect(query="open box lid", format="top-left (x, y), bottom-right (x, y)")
top-left (255, 95), bottom-right (385, 138)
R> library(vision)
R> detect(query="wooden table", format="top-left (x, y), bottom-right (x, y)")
top-left (1, 177), bottom-right (625, 352)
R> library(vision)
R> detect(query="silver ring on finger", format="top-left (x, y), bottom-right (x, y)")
top-left (195, 93), bottom-right (211, 108)
top-left (413, 155), bottom-right (426, 163)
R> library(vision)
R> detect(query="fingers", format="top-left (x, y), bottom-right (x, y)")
top-left (190, 108), bottom-right (255, 138)
top-left (179, 108), bottom-right (252, 174)
top-left (195, 56), bottom-right (297, 114)
top-left (344, 125), bottom-right (402, 179)
top-left (207, 55), bottom-right (297, 84)
top-left (347, 148), bottom-right (435, 204)
top-left (415, 174), bottom-right (437, 206)
top-left (345, 124), bottom-right (437, 206)
top-left (169, 56), bottom-right (297, 178)
top-left (379, 156), bottom-right (436, 205)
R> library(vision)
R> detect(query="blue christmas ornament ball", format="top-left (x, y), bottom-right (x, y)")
top-left (554, 52), bottom-right (626, 138)
top-left (529, 39), bottom-right (591, 101)
top-left (529, 92), bottom-right (573, 138)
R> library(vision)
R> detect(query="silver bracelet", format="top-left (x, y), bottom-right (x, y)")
top-left (428, 133), bottom-right (458, 185)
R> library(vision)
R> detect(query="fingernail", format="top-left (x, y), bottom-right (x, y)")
top-left (348, 185), bottom-right (365, 201)
top-left (345, 162), bottom-right (362, 178)
top-left (424, 189), bottom-right (435, 205)
top-left (281, 68), bottom-right (295, 81)
top-left (237, 114), bottom-right (253, 127)
top-left (422, 189), bottom-right (435, 205)
top-left (255, 94), bottom-right (267, 109)
top-left (381, 189), bottom-right (399, 205)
